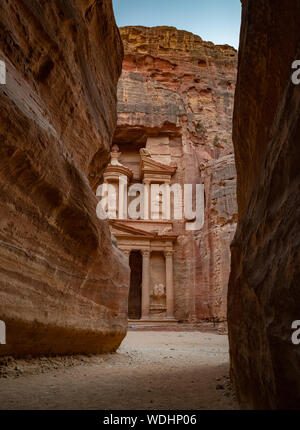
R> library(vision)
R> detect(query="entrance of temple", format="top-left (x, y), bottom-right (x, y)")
top-left (128, 251), bottom-right (142, 319)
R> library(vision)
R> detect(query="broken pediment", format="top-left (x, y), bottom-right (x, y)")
top-left (139, 149), bottom-right (177, 182)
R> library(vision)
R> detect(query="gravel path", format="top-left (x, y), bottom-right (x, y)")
top-left (0, 331), bottom-right (237, 410)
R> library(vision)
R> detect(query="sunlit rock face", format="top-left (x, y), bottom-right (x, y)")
top-left (228, 0), bottom-right (300, 410)
top-left (0, 0), bottom-right (129, 357)
top-left (114, 26), bottom-right (238, 322)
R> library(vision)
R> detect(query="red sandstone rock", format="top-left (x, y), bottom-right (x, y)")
top-left (115, 26), bottom-right (238, 321)
top-left (0, 0), bottom-right (129, 357)
top-left (228, 0), bottom-right (300, 409)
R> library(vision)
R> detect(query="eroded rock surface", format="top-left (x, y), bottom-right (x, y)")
top-left (115, 26), bottom-right (238, 321)
top-left (0, 0), bottom-right (129, 357)
top-left (228, 0), bottom-right (300, 409)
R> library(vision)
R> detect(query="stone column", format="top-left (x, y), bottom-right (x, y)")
top-left (141, 250), bottom-right (151, 319)
top-left (123, 249), bottom-right (131, 265)
top-left (118, 175), bottom-right (128, 220)
top-left (165, 250), bottom-right (175, 319)
top-left (143, 179), bottom-right (150, 220)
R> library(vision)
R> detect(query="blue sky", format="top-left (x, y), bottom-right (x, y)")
top-left (112, 0), bottom-right (242, 49)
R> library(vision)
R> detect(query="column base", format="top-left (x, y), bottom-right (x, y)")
top-left (165, 316), bottom-right (177, 321)
top-left (129, 318), bottom-right (178, 325)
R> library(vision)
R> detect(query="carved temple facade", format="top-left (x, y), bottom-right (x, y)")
top-left (102, 138), bottom-right (179, 322)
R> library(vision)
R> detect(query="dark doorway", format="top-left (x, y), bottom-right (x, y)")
top-left (128, 251), bottom-right (142, 319)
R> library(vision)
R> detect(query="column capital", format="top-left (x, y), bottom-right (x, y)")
top-left (122, 249), bottom-right (131, 256)
top-left (141, 249), bottom-right (151, 257)
top-left (164, 250), bottom-right (174, 257)
top-left (143, 178), bottom-right (151, 185)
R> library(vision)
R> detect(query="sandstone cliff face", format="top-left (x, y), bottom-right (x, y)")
top-left (228, 0), bottom-right (300, 409)
top-left (115, 26), bottom-right (238, 321)
top-left (0, 0), bottom-right (129, 357)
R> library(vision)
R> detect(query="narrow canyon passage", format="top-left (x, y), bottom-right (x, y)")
top-left (2, 0), bottom-right (299, 411)
top-left (0, 332), bottom-right (236, 410)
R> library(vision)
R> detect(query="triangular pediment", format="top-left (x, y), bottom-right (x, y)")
top-left (110, 220), bottom-right (155, 238)
top-left (140, 156), bottom-right (177, 174)
top-left (140, 157), bottom-right (177, 178)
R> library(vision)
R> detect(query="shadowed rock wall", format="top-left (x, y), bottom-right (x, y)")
top-left (0, 0), bottom-right (129, 357)
top-left (228, 0), bottom-right (300, 409)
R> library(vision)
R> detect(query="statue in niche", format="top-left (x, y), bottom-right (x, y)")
top-left (151, 283), bottom-right (166, 298)
top-left (110, 144), bottom-right (123, 166)
top-left (150, 283), bottom-right (166, 314)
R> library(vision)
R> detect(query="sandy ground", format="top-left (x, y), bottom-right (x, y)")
top-left (0, 331), bottom-right (237, 410)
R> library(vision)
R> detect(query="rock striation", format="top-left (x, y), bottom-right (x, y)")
top-left (0, 0), bottom-right (129, 357)
top-left (228, 0), bottom-right (300, 409)
top-left (114, 26), bottom-right (238, 321)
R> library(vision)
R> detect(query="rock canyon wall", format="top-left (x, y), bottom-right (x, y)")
top-left (228, 0), bottom-right (300, 409)
top-left (114, 26), bottom-right (238, 322)
top-left (0, 0), bottom-right (129, 357)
